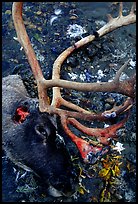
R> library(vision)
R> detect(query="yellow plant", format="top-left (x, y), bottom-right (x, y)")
top-left (99, 154), bottom-right (122, 202)
top-left (99, 155), bottom-right (122, 181)
top-left (100, 188), bottom-right (111, 202)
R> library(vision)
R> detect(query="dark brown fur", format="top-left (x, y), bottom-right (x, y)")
top-left (2, 75), bottom-right (78, 197)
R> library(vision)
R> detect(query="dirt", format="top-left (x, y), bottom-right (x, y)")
top-left (2, 2), bottom-right (136, 202)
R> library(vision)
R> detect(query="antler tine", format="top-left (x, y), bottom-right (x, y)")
top-left (107, 14), bottom-right (113, 22)
top-left (119, 2), bottom-right (123, 17)
top-left (68, 112), bottom-right (129, 145)
top-left (60, 114), bottom-right (104, 164)
top-left (113, 59), bottom-right (130, 82)
top-left (130, 2), bottom-right (136, 14)
top-left (42, 60), bottom-right (135, 100)
top-left (61, 112), bottom-right (129, 163)
top-left (44, 97), bottom-right (133, 123)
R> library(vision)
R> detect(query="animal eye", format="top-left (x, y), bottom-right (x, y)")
top-left (35, 124), bottom-right (48, 137)
top-left (38, 126), bottom-right (47, 135)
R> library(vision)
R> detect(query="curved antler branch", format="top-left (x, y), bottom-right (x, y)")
top-left (12, 2), bottom-right (50, 110)
top-left (12, 2), bottom-right (43, 81)
top-left (45, 97), bottom-right (133, 122)
top-left (41, 60), bottom-right (136, 98)
top-left (68, 112), bottom-right (129, 145)
top-left (60, 114), bottom-right (104, 163)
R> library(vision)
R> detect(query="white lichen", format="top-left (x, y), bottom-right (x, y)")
top-left (129, 59), bottom-right (136, 68)
top-left (125, 189), bottom-right (136, 202)
top-left (112, 49), bottom-right (127, 59)
top-left (54, 8), bottom-right (62, 15)
top-left (56, 133), bottom-right (65, 145)
top-left (97, 69), bottom-right (104, 79)
top-left (13, 36), bottom-right (18, 41)
top-left (95, 20), bottom-right (106, 26)
top-left (119, 72), bottom-right (129, 81)
top-left (66, 24), bottom-right (87, 38)
top-left (102, 111), bottom-right (116, 118)
top-left (32, 44), bottom-right (45, 62)
top-left (104, 123), bottom-right (110, 128)
top-left (68, 72), bottom-right (78, 80)
top-left (113, 142), bottom-right (125, 154)
top-left (50, 15), bottom-right (58, 25)
top-left (80, 73), bottom-right (86, 81)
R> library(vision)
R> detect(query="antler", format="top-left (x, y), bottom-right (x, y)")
top-left (12, 2), bottom-right (136, 163)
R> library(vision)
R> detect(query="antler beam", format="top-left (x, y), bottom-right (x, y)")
top-left (12, 2), bottom-right (50, 109)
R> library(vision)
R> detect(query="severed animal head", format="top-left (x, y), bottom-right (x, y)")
top-left (2, 75), bottom-right (78, 197)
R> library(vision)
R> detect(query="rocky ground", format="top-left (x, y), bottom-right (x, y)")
top-left (2, 2), bottom-right (136, 202)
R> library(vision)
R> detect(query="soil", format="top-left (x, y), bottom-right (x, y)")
top-left (2, 2), bottom-right (136, 202)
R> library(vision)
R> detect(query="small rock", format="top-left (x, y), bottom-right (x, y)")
top-left (42, 29), bottom-right (48, 35)
top-left (131, 132), bottom-right (136, 141)
top-left (66, 56), bottom-right (78, 67)
top-left (66, 24), bottom-right (87, 38)
top-left (37, 27), bottom-right (42, 31)
top-left (5, 10), bottom-right (12, 15)
top-left (115, 193), bottom-right (123, 200)
top-left (86, 47), bottom-right (98, 58)
top-left (127, 153), bottom-right (136, 164)
top-left (70, 15), bottom-right (78, 20)
top-left (104, 103), bottom-right (112, 110)
top-left (27, 23), bottom-right (36, 29)
top-left (36, 11), bottom-right (42, 15)
top-left (105, 97), bottom-right (115, 105)
top-left (125, 189), bottom-right (136, 202)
